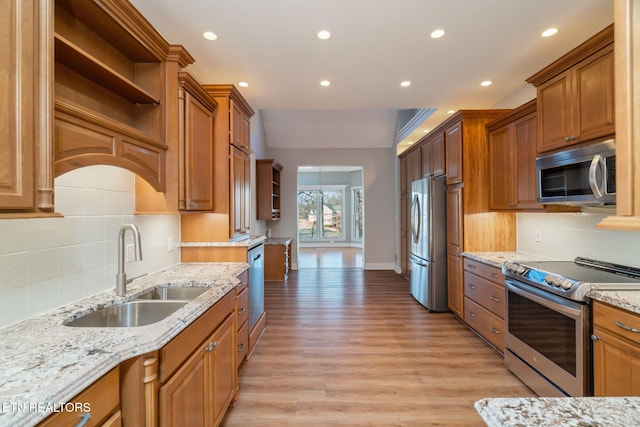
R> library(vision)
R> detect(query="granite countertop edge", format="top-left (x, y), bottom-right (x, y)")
top-left (178, 235), bottom-right (266, 248)
top-left (475, 396), bottom-right (640, 426)
top-left (0, 262), bottom-right (249, 427)
top-left (462, 251), bottom-right (553, 269)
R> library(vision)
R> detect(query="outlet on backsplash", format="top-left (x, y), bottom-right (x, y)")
top-left (535, 229), bottom-right (542, 243)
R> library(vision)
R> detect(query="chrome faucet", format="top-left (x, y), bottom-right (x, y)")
top-left (116, 224), bottom-right (142, 297)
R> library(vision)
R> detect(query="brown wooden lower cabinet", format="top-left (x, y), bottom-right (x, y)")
top-left (264, 239), bottom-right (292, 281)
top-left (593, 301), bottom-right (640, 396)
top-left (462, 257), bottom-right (506, 353)
top-left (38, 367), bottom-right (120, 427)
top-left (159, 291), bottom-right (236, 427)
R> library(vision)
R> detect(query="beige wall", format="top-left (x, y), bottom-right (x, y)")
top-left (264, 147), bottom-right (396, 270)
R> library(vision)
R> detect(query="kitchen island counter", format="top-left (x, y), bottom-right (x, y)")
top-left (475, 396), bottom-right (640, 426)
top-left (0, 262), bottom-right (248, 427)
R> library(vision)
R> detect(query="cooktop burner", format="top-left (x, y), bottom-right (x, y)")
top-left (503, 257), bottom-right (640, 301)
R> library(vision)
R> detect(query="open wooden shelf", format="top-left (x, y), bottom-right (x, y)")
top-left (55, 33), bottom-right (160, 105)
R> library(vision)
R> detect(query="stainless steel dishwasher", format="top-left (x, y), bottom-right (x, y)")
top-left (248, 243), bottom-right (264, 334)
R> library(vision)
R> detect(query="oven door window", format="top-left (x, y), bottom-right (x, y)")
top-left (508, 290), bottom-right (577, 376)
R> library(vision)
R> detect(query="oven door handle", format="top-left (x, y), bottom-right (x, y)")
top-left (505, 279), bottom-right (583, 319)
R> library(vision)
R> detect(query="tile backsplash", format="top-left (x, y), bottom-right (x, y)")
top-left (517, 211), bottom-right (640, 268)
top-left (0, 166), bottom-right (180, 328)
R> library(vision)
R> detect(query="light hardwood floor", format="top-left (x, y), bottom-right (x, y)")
top-left (221, 269), bottom-right (534, 426)
top-left (298, 248), bottom-right (364, 269)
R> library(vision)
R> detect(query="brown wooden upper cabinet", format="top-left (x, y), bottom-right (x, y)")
top-left (178, 72), bottom-right (218, 211)
top-left (204, 84), bottom-right (255, 240)
top-left (445, 122), bottom-right (463, 184)
top-left (527, 24), bottom-right (614, 154)
top-left (421, 132), bottom-right (446, 178)
top-left (487, 100), bottom-right (542, 210)
top-left (256, 159), bottom-right (283, 221)
top-left (0, 0), bottom-right (53, 215)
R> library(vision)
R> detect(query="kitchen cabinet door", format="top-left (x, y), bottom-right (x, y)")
top-left (445, 122), bottom-right (462, 185)
top-left (210, 315), bottom-right (235, 427)
top-left (159, 342), bottom-right (208, 427)
top-left (230, 145), bottom-right (250, 240)
top-left (446, 185), bottom-right (464, 317)
top-left (488, 126), bottom-right (515, 209)
top-left (421, 141), bottom-right (433, 177)
top-left (0, 0), bottom-right (54, 214)
top-left (432, 133), bottom-right (446, 176)
top-left (181, 79), bottom-right (216, 211)
top-left (400, 194), bottom-right (409, 277)
top-left (513, 112), bottom-right (540, 209)
top-left (593, 327), bottom-right (640, 396)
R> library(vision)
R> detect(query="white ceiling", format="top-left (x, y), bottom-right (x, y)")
top-left (130, 0), bottom-right (613, 150)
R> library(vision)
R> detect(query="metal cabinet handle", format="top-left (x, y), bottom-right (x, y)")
top-left (468, 265), bottom-right (476, 269)
top-left (206, 341), bottom-right (218, 352)
top-left (591, 334), bottom-right (600, 341)
top-left (467, 311), bottom-right (476, 318)
top-left (237, 281), bottom-right (246, 287)
top-left (468, 284), bottom-right (476, 289)
top-left (490, 327), bottom-right (501, 335)
top-left (238, 343), bottom-right (246, 352)
top-left (615, 321), bottom-right (640, 333)
top-left (237, 307), bottom-right (246, 314)
top-left (490, 273), bottom-right (499, 278)
top-left (76, 413), bottom-right (91, 427)
top-left (489, 296), bottom-right (500, 303)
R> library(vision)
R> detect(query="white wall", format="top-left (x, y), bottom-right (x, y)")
top-left (265, 147), bottom-right (396, 270)
top-left (517, 211), bottom-right (640, 268)
top-left (0, 166), bottom-right (180, 328)
top-left (252, 110), bottom-right (269, 237)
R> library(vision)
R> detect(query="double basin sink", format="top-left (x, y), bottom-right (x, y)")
top-left (65, 286), bottom-right (209, 328)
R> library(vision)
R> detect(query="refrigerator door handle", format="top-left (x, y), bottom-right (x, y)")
top-left (410, 254), bottom-right (429, 267)
top-left (411, 193), bottom-right (420, 244)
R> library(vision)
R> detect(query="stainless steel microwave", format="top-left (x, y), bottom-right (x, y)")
top-left (536, 139), bottom-right (616, 205)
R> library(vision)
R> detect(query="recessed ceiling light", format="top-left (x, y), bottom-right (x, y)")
top-left (541, 28), bottom-right (558, 38)
top-left (430, 29), bottom-right (445, 39)
top-left (320, 80), bottom-right (331, 87)
top-left (317, 30), bottom-right (331, 40)
top-left (447, 110), bottom-right (455, 114)
top-left (203, 31), bottom-right (218, 41)
top-left (481, 80), bottom-right (493, 87)
top-left (400, 81), bottom-right (411, 87)
top-left (238, 82), bottom-right (249, 88)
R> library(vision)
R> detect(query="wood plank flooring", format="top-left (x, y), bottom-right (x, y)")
top-left (221, 269), bottom-right (534, 426)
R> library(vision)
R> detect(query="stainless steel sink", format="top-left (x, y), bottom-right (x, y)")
top-left (65, 300), bottom-right (187, 327)
top-left (135, 286), bottom-right (208, 301)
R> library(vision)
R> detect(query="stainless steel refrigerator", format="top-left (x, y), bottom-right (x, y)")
top-left (409, 176), bottom-right (448, 311)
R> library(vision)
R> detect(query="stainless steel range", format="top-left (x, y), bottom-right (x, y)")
top-left (502, 257), bottom-right (640, 397)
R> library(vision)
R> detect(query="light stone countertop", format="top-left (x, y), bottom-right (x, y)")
top-left (475, 396), bottom-right (640, 426)
top-left (178, 235), bottom-right (266, 248)
top-left (588, 290), bottom-right (640, 315)
top-left (264, 237), bottom-right (293, 245)
top-left (462, 251), bottom-right (553, 269)
top-left (0, 262), bottom-right (248, 427)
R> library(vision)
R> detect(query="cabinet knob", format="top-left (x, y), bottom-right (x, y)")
top-left (237, 343), bottom-right (246, 352)
top-left (205, 341), bottom-right (218, 352)
top-left (468, 311), bottom-right (476, 318)
top-left (490, 327), bottom-right (501, 335)
top-left (237, 307), bottom-right (246, 314)
top-left (591, 334), bottom-right (600, 341)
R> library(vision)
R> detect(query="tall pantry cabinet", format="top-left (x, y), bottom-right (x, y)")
top-left (443, 111), bottom-right (516, 318)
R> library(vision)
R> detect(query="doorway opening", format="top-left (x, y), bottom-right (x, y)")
top-left (296, 166), bottom-right (364, 269)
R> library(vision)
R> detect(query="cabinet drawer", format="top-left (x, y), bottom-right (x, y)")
top-left (464, 271), bottom-right (505, 319)
top-left (160, 290), bottom-right (235, 382)
top-left (236, 270), bottom-right (249, 291)
top-left (594, 301), bottom-right (640, 346)
top-left (236, 287), bottom-right (249, 330)
top-left (463, 258), bottom-right (504, 284)
top-left (464, 297), bottom-right (505, 352)
top-left (237, 320), bottom-right (249, 368)
top-left (39, 367), bottom-right (119, 427)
